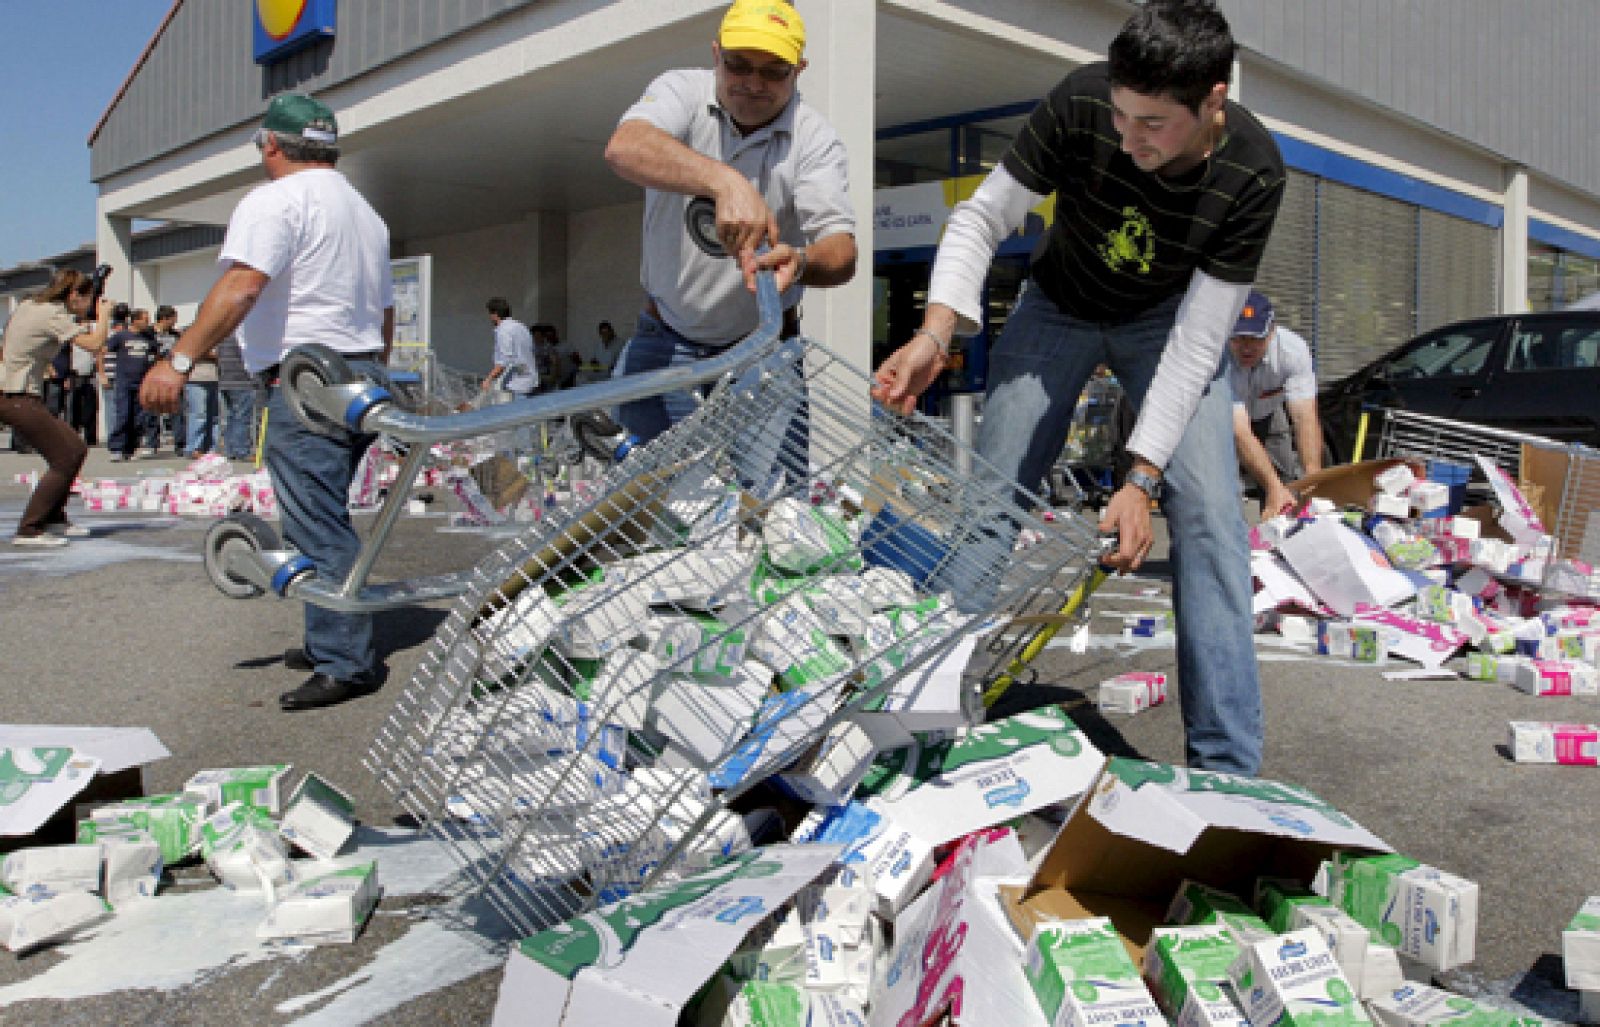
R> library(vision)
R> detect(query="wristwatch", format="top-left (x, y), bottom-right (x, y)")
top-left (170, 352), bottom-right (194, 375)
top-left (1126, 467), bottom-right (1163, 500)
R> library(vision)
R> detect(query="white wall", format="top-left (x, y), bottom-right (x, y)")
top-left (567, 201), bottom-right (644, 362)
top-left (398, 214), bottom-right (569, 372)
top-left (142, 248), bottom-right (223, 326)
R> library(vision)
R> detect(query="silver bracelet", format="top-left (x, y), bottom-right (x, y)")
top-left (913, 326), bottom-right (952, 357)
top-left (793, 246), bottom-right (809, 285)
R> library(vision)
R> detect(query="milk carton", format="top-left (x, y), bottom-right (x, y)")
top-left (1255, 876), bottom-right (1333, 933)
top-left (611, 548), bottom-right (752, 610)
top-left (762, 498), bottom-right (860, 574)
top-left (1376, 465), bottom-right (1417, 496)
top-left (82, 793), bottom-right (204, 865)
top-left (1507, 722), bottom-right (1600, 765)
top-left (1318, 620), bottom-right (1387, 663)
top-left (1291, 904), bottom-right (1372, 998)
top-left (1168, 880), bottom-right (1256, 927)
top-left (1329, 854), bottom-right (1477, 970)
top-left (1367, 983), bottom-right (1545, 1025)
top-left (101, 838), bottom-right (163, 904)
top-left (1512, 658), bottom-right (1599, 696)
top-left (0, 889), bottom-right (110, 954)
top-left (553, 578), bottom-right (652, 659)
top-left (791, 799), bottom-right (933, 919)
top-left (1230, 928), bottom-right (1371, 1025)
top-left (257, 861), bottom-right (380, 945)
top-left (199, 802), bottom-right (297, 893)
top-left (774, 721), bottom-right (886, 807)
top-left (1, 844), bottom-right (103, 895)
top-left (587, 648), bottom-right (663, 732)
top-left (1563, 896), bottom-right (1600, 991)
top-left (183, 764), bottom-right (293, 815)
top-left (1025, 917), bottom-right (1168, 1027)
top-left (1144, 924), bottom-right (1247, 1026)
top-left (1463, 654), bottom-right (1507, 682)
top-left (1098, 672), bottom-right (1169, 714)
top-left (278, 773), bottom-right (358, 861)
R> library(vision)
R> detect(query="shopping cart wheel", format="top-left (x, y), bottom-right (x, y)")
top-left (204, 513), bottom-right (281, 599)
top-left (572, 410), bottom-right (628, 464)
top-left (684, 197), bottom-right (727, 258)
top-left (281, 344), bottom-right (355, 436)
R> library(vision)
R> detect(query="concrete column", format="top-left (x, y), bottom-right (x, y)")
top-left (1501, 166), bottom-right (1529, 314)
top-left (94, 199), bottom-right (135, 307)
top-left (794, 0), bottom-right (875, 374)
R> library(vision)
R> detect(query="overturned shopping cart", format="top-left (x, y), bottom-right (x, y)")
top-left (354, 253), bottom-right (1105, 940)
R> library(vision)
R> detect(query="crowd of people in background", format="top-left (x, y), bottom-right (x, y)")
top-left (7, 299), bottom-right (259, 463)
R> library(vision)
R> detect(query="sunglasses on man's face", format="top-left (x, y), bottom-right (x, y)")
top-left (720, 54), bottom-right (795, 83)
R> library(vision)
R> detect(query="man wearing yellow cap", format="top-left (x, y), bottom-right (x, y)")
top-left (604, 0), bottom-right (857, 473)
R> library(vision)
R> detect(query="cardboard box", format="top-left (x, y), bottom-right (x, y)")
top-left (0, 726), bottom-right (169, 846)
top-left (1328, 853), bottom-right (1477, 971)
top-left (183, 764), bottom-right (292, 815)
top-left (1564, 896), bottom-right (1600, 991)
top-left (1278, 518), bottom-right (1417, 617)
top-left (1288, 460), bottom-right (1422, 510)
top-left (1025, 917), bottom-right (1168, 1027)
top-left (278, 773), bottom-right (358, 861)
top-left (872, 832), bottom-right (1041, 1027)
top-left (1229, 928), bottom-right (1370, 1025)
top-left (1004, 759), bottom-right (1389, 960)
top-left (851, 705), bottom-right (1105, 849)
top-left (1476, 455), bottom-right (1547, 546)
top-left (491, 845), bottom-right (838, 1027)
top-left (257, 861), bottom-right (380, 945)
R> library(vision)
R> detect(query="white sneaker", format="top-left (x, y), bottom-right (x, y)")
top-left (134, 447), bottom-right (157, 459)
top-left (13, 533), bottom-right (69, 548)
top-left (43, 523), bottom-right (91, 538)
top-left (108, 453), bottom-right (128, 462)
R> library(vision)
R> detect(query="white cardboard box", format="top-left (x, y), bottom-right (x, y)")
top-left (257, 860), bottom-right (380, 945)
top-left (1278, 518), bottom-right (1417, 617)
top-left (491, 844), bottom-right (838, 1027)
top-left (183, 764), bottom-right (292, 815)
top-left (278, 773), bottom-right (358, 861)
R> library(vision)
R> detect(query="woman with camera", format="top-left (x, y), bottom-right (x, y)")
top-left (0, 269), bottom-right (112, 546)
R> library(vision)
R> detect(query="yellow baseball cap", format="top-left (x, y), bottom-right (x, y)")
top-left (719, 1), bottom-right (806, 65)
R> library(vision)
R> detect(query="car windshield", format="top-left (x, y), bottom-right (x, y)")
top-left (1384, 330), bottom-right (1495, 378)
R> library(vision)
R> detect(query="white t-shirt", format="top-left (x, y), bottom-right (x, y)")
top-left (1226, 325), bottom-right (1317, 422)
top-left (493, 317), bottom-right (538, 393)
top-left (620, 69), bottom-right (856, 346)
top-left (221, 168), bottom-right (393, 373)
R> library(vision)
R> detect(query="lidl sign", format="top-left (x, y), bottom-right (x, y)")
top-left (253, 0), bottom-right (337, 65)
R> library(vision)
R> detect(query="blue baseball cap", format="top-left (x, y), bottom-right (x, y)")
top-left (1233, 289), bottom-right (1275, 338)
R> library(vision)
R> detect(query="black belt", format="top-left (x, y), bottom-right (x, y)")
top-left (644, 298), bottom-right (801, 341)
top-left (257, 350), bottom-right (384, 387)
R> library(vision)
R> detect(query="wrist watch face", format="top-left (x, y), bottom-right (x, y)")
top-left (1128, 469), bottom-right (1159, 497)
top-left (172, 354), bottom-right (193, 373)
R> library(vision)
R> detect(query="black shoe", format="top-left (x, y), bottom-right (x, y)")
top-left (283, 648), bottom-right (314, 672)
top-left (279, 673), bottom-right (375, 711)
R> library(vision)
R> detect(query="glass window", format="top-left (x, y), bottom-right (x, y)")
top-left (1384, 327), bottom-right (1497, 378)
top-left (1505, 321), bottom-right (1600, 371)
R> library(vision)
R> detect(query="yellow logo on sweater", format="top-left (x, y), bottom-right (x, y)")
top-left (1099, 207), bottom-right (1154, 274)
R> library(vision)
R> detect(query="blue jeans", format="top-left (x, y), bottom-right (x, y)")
top-left (612, 312), bottom-right (808, 491)
top-left (976, 286), bottom-right (1262, 775)
top-left (108, 381), bottom-right (160, 455)
top-left (263, 359), bottom-right (389, 683)
top-left (221, 388), bottom-right (259, 459)
top-left (183, 381), bottom-right (219, 455)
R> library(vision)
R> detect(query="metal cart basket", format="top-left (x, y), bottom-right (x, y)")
top-left (363, 285), bottom-right (1106, 938)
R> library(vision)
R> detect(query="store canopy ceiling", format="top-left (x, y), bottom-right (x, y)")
top-left (118, 10), bottom-right (1074, 243)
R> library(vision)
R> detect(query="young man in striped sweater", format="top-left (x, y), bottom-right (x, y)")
top-left (875, 0), bottom-right (1284, 776)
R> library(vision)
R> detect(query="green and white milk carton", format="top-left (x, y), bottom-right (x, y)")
top-left (80, 793), bottom-right (204, 866)
top-left (1230, 927), bottom-right (1371, 1025)
top-left (183, 764), bottom-right (293, 815)
top-left (1143, 924), bottom-right (1248, 1027)
top-left (1329, 853), bottom-right (1478, 970)
top-left (277, 773), bottom-right (358, 861)
top-left (257, 861), bottom-right (380, 945)
top-left (1562, 895), bottom-right (1600, 992)
top-left (701, 975), bottom-right (810, 1026)
top-left (1024, 917), bottom-right (1168, 1027)
top-left (1367, 983), bottom-right (1546, 1026)
top-left (1256, 876), bottom-right (1334, 933)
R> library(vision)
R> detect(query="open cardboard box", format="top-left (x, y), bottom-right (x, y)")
top-left (1286, 458), bottom-right (1422, 509)
top-left (1001, 758), bottom-right (1389, 962)
top-left (0, 726), bottom-right (169, 849)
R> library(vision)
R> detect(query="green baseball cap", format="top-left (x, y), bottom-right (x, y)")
top-left (261, 93), bottom-right (338, 144)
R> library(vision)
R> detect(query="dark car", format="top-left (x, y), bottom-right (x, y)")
top-left (1318, 310), bottom-right (1600, 464)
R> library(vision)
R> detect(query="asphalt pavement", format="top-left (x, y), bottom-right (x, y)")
top-left (0, 446), bottom-right (1593, 1024)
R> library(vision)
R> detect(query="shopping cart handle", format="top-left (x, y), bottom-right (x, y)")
top-left (287, 266), bottom-right (784, 444)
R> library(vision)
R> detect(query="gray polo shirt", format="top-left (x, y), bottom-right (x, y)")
top-left (620, 69), bottom-right (855, 346)
top-left (1227, 325), bottom-right (1317, 422)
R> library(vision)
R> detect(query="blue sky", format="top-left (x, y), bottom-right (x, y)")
top-left (0, 2), bottom-right (171, 269)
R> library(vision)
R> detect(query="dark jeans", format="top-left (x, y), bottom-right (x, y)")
top-left (0, 394), bottom-right (87, 536)
top-left (264, 359), bottom-right (390, 683)
top-left (69, 379), bottom-right (98, 446)
top-left (108, 381), bottom-right (159, 456)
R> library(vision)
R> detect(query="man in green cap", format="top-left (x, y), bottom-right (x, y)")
top-left (143, 92), bottom-right (395, 711)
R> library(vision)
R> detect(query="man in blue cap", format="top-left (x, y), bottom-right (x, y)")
top-left (1226, 288), bottom-right (1323, 519)
top-left (142, 92), bottom-right (394, 711)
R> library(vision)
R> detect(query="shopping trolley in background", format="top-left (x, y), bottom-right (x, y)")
top-left (361, 227), bottom-right (1106, 940)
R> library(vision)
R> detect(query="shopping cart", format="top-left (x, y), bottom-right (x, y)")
top-left (1357, 405), bottom-right (1556, 482)
top-left (361, 220), bottom-right (1106, 938)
